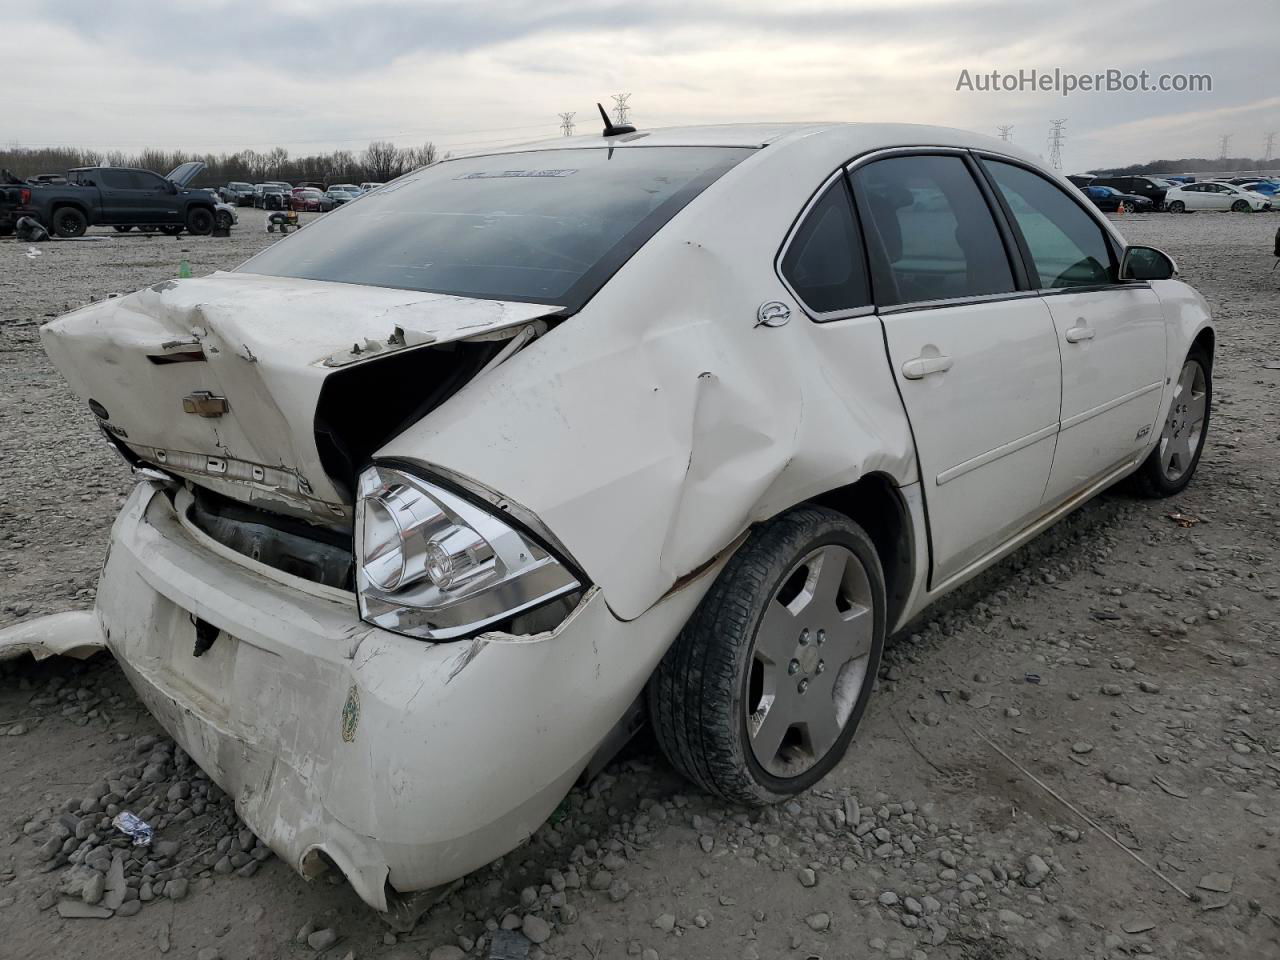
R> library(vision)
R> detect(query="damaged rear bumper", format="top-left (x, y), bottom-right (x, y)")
top-left (98, 482), bottom-right (709, 911)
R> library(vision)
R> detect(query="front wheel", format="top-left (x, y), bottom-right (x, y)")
top-left (1231, 199), bottom-right (1250, 213)
top-left (1119, 200), bottom-right (1134, 213)
top-left (214, 210), bottom-right (233, 231)
top-left (1129, 348), bottom-right (1211, 498)
top-left (186, 208), bottom-right (214, 235)
top-left (1168, 200), bottom-right (1185, 214)
top-left (649, 506), bottom-right (885, 805)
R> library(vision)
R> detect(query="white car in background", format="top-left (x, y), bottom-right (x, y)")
top-left (35, 122), bottom-right (1213, 919)
top-left (1164, 180), bottom-right (1272, 212)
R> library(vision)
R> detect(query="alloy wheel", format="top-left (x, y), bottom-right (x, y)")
top-left (1159, 359), bottom-right (1207, 483)
top-left (745, 544), bottom-right (874, 778)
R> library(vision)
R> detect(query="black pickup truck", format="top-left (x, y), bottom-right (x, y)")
top-left (0, 161), bottom-right (219, 237)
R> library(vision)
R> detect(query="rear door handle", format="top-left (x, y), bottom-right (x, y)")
top-left (1065, 322), bottom-right (1095, 343)
top-left (901, 354), bottom-right (953, 379)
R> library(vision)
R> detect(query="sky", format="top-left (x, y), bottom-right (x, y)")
top-left (5, 0), bottom-right (1278, 172)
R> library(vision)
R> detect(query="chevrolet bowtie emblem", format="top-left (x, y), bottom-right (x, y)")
top-left (182, 391), bottom-right (229, 418)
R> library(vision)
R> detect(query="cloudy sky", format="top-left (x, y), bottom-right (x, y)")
top-left (6, 0), bottom-right (1278, 171)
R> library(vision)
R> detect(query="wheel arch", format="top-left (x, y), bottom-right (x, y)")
top-left (1191, 326), bottom-right (1215, 364)
top-left (49, 200), bottom-right (90, 220)
top-left (807, 472), bottom-right (914, 632)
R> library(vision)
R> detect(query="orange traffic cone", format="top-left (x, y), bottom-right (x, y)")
top-left (1116, 201), bottom-right (1126, 216)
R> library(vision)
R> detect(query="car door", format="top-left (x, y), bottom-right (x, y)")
top-left (132, 171), bottom-right (181, 224)
top-left (850, 152), bottom-right (1063, 586)
top-left (94, 169), bottom-right (137, 222)
top-left (1202, 183), bottom-right (1231, 210)
top-left (979, 157), bottom-right (1166, 505)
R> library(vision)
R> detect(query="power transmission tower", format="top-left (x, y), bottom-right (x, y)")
top-left (1217, 133), bottom-right (1232, 160)
top-left (1047, 119), bottom-right (1067, 171)
top-left (997, 125), bottom-right (1014, 142)
top-left (558, 112), bottom-right (576, 137)
top-left (610, 93), bottom-right (632, 126)
top-left (1264, 131), bottom-right (1277, 162)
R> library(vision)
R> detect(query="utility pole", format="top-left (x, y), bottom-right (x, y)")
top-left (1047, 119), bottom-right (1066, 171)
top-left (1217, 133), bottom-right (1232, 160)
top-left (1264, 131), bottom-right (1277, 162)
top-left (610, 93), bottom-right (632, 127)
top-left (997, 125), bottom-right (1013, 142)
top-left (558, 112), bottom-right (576, 137)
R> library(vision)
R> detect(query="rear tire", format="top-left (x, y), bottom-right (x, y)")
top-left (51, 207), bottom-right (88, 238)
top-left (649, 506), bottom-right (885, 805)
top-left (1168, 200), bottom-right (1185, 214)
top-left (1129, 346), bottom-right (1211, 498)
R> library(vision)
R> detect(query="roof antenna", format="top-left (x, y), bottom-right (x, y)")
top-left (597, 102), bottom-right (636, 137)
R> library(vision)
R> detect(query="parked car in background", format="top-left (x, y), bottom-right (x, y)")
top-left (267, 180), bottom-right (294, 191)
top-left (213, 197), bottom-right (238, 232)
top-left (325, 185), bottom-right (360, 206)
top-left (1164, 181), bottom-right (1272, 212)
top-left (2, 161), bottom-right (217, 237)
top-left (1066, 174), bottom-right (1094, 188)
top-left (359, 181), bottom-right (385, 192)
top-left (1237, 179), bottom-right (1280, 198)
top-left (220, 181), bottom-right (256, 206)
top-left (1083, 185), bottom-right (1153, 213)
top-left (38, 122), bottom-right (1213, 916)
top-left (289, 187), bottom-right (329, 212)
top-left (253, 184), bottom-right (289, 210)
top-left (1090, 175), bottom-right (1168, 210)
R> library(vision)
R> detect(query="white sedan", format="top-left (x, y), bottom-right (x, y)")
top-left (1164, 180), bottom-right (1272, 212)
top-left (35, 121), bottom-right (1213, 919)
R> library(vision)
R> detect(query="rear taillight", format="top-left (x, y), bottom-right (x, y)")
top-left (19, 188), bottom-right (30, 205)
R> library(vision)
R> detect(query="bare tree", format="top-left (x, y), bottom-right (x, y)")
top-left (362, 140), bottom-right (403, 181)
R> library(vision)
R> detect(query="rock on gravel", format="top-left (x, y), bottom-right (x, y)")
top-left (521, 914), bottom-right (552, 943)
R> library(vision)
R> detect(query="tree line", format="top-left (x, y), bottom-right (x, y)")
top-left (1088, 155), bottom-right (1280, 177)
top-left (0, 140), bottom-right (440, 186)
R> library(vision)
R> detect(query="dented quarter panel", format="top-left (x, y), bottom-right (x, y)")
top-left (381, 129), bottom-right (922, 620)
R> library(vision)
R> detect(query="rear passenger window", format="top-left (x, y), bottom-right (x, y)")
top-left (853, 155), bottom-right (1015, 306)
top-left (98, 170), bottom-right (135, 189)
top-left (780, 179), bottom-right (870, 315)
top-left (983, 160), bottom-right (1114, 288)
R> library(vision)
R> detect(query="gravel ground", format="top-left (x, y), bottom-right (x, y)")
top-left (0, 211), bottom-right (1278, 960)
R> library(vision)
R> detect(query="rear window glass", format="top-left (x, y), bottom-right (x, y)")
top-left (238, 146), bottom-right (753, 309)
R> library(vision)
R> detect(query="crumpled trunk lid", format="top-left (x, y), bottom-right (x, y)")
top-left (41, 272), bottom-right (555, 527)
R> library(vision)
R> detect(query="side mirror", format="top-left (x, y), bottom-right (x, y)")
top-left (1120, 245), bottom-right (1177, 281)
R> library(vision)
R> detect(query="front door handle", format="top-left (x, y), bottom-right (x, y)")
top-left (1065, 321), bottom-right (1095, 343)
top-left (901, 354), bottom-right (953, 380)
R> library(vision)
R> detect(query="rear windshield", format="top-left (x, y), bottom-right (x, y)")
top-left (238, 146), bottom-right (753, 309)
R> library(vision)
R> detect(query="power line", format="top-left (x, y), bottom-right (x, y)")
top-left (997, 124), bottom-right (1014, 142)
top-left (558, 112), bottom-right (576, 137)
top-left (1264, 132), bottom-right (1277, 162)
top-left (610, 93), bottom-right (632, 127)
top-left (1217, 133), bottom-right (1232, 160)
top-left (1046, 119), bottom-right (1066, 171)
